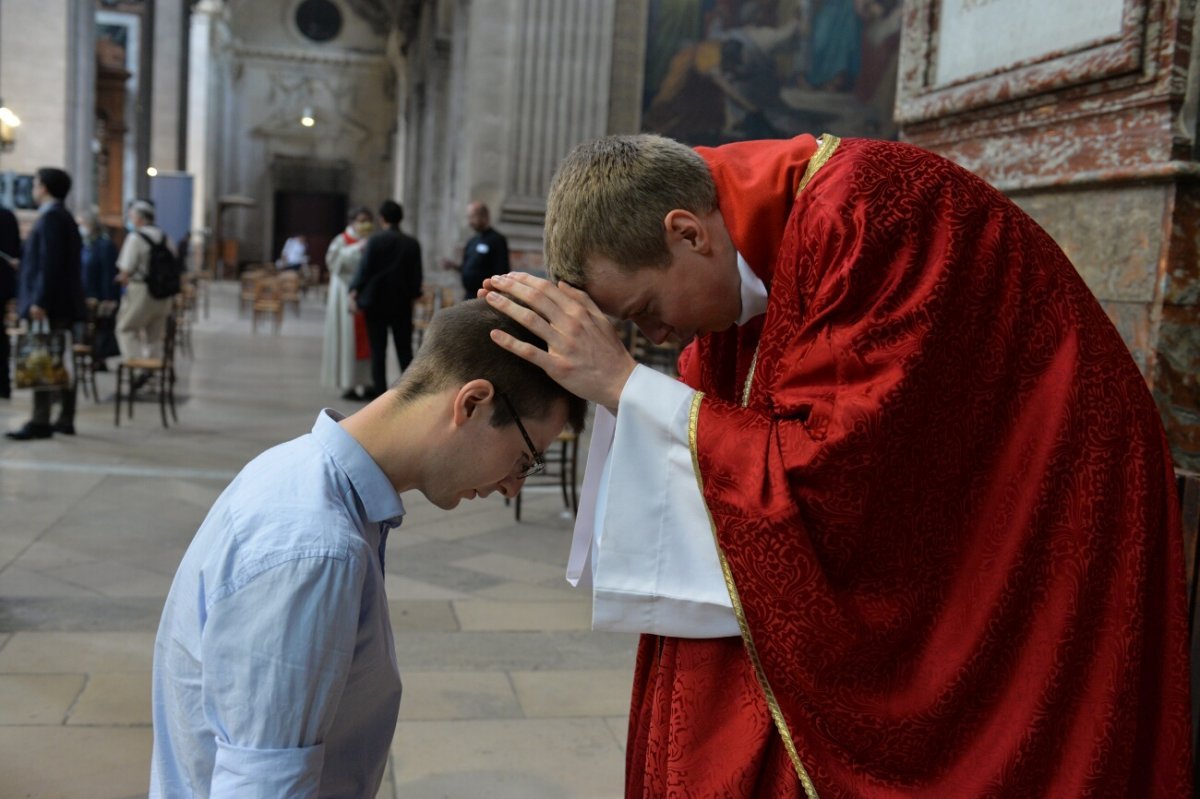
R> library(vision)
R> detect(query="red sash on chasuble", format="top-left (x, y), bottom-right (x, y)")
top-left (627, 136), bottom-right (1192, 798)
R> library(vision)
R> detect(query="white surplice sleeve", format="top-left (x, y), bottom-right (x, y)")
top-left (567, 364), bottom-right (739, 638)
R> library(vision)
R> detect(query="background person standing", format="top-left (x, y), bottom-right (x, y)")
top-left (321, 206), bottom-right (374, 401)
top-left (348, 200), bottom-right (423, 399)
top-left (114, 200), bottom-right (173, 375)
top-left (0, 202), bottom-right (19, 399)
top-left (78, 208), bottom-right (121, 367)
top-left (442, 200), bottom-right (509, 300)
top-left (6, 167), bottom-right (85, 440)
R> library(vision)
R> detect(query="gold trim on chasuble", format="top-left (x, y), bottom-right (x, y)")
top-left (739, 134), bottom-right (840, 409)
top-left (688, 393), bottom-right (820, 799)
top-left (692, 135), bottom-right (843, 798)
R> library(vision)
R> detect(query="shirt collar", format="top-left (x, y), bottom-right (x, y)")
top-left (312, 409), bottom-right (405, 528)
top-left (736, 250), bottom-right (768, 326)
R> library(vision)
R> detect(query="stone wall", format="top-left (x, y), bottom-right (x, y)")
top-left (898, 0), bottom-right (1200, 468)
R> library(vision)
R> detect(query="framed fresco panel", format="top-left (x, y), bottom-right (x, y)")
top-left (640, 0), bottom-right (903, 145)
top-left (897, 0), bottom-right (1155, 124)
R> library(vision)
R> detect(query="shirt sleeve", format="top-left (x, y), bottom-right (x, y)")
top-left (116, 234), bottom-right (140, 274)
top-left (580, 364), bottom-right (739, 638)
top-left (201, 553), bottom-right (367, 798)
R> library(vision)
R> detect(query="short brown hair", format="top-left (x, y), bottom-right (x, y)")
top-left (544, 134), bottom-right (716, 287)
top-left (394, 298), bottom-right (587, 433)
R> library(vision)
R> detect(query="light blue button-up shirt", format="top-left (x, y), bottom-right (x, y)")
top-left (150, 410), bottom-right (405, 798)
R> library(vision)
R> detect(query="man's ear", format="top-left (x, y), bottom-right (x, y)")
top-left (451, 379), bottom-right (496, 427)
top-left (663, 209), bottom-right (710, 254)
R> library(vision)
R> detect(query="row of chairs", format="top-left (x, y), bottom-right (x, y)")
top-left (238, 268), bottom-right (303, 333)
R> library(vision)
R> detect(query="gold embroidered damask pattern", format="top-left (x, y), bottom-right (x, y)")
top-left (689, 392), bottom-right (820, 799)
top-left (739, 134), bottom-right (841, 412)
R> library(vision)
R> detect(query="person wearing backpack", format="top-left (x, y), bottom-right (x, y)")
top-left (115, 199), bottom-right (174, 380)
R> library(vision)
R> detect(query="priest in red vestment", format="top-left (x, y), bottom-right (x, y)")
top-left (482, 133), bottom-right (1192, 798)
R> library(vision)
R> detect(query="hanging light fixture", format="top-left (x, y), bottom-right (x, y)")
top-left (0, 99), bottom-right (19, 152)
top-left (300, 106), bottom-right (315, 127)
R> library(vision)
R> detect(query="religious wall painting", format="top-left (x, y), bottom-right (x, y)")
top-left (641, 0), bottom-right (902, 146)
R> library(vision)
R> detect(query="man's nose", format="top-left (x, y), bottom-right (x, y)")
top-left (638, 320), bottom-right (669, 346)
top-left (495, 473), bottom-right (526, 499)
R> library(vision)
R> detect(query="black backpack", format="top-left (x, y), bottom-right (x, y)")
top-left (137, 231), bottom-right (182, 299)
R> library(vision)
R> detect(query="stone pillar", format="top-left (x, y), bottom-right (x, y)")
top-left (0, 0), bottom-right (77, 174)
top-left (498, 0), bottom-right (616, 253)
top-left (186, 0), bottom-right (224, 263)
top-left (151, 0), bottom-right (187, 172)
top-left (897, 0), bottom-right (1200, 469)
top-left (66, 0), bottom-right (96, 213)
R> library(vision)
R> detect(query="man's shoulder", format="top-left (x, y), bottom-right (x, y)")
top-left (203, 438), bottom-right (366, 584)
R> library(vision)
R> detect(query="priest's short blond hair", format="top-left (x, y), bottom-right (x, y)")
top-left (544, 134), bottom-right (717, 287)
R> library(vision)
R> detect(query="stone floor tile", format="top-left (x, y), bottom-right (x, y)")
top-left (398, 670), bottom-right (522, 720)
top-left (0, 727), bottom-right (152, 799)
top-left (450, 552), bottom-right (569, 585)
top-left (396, 631), bottom-right (636, 672)
top-left (0, 673), bottom-right (86, 724)
top-left (390, 718), bottom-right (624, 799)
top-left (473, 580), bottom-right (585, 602)
top-left (69, 672), bottom-right (152, 726)
top-left (0, 567), bottom-right (101, 599)
top-left (44, 559), bottom-right (174, 598)
top-left (453, 599), bottom-right (593, 631)
top-left (0, 597), bottom-right (164, 633)
top-left (603, 716), bottom-right (628, 753)
top-left (510, 669), bottom-right (632, 718)
top-left (10, 540), bottom-right (101, 573)
top-left (384, 574), bottom-right (471, 601)
top-left (0, 632), bottom-right (155, 673)
top-left (386, 599), bottom-right (460, 632)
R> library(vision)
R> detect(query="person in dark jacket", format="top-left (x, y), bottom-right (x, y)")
top-left (348, 200), bottom-right (423, 399)
top-left (0, 203), bottom-right (20, 398)
top-left (78, 209), bottom-right (121, 365)
top-left (441, 201), bottom-right (510, 300)
top-left (7, 167), bottom-right (86, 439)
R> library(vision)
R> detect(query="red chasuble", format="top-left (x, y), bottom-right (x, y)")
top-left (626, 136), bottom-right (1192, 797)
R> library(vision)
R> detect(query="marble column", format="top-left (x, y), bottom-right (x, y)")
top-left (499, 0), bottom-right (616, 250)
top-left (66, 0), bottom-right (96, 213)
top-left (186, 0), bottom-right (224, 267)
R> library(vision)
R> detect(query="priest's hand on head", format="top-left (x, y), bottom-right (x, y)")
top-left (482, 272), bottom-right (635, 412)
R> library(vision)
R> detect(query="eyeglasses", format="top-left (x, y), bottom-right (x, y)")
top-left (496, 391), bottom-right (545, 479)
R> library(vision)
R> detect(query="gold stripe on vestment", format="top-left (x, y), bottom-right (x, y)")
top-left (797, 133), bottom-right (841, 196)
top-left (688, 392), bottom-right (820, 799)
top-left (740, 133), bottom-right (841, 409)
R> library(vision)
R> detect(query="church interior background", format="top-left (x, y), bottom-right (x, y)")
top-left (3, 0), bottom-right (1194, 470)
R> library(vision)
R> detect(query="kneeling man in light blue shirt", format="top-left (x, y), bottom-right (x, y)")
top-left (150, 299), bottom-right (586, 798)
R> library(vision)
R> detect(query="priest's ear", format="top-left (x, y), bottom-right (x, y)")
top-left (663, 209), bottom-right (711, 254)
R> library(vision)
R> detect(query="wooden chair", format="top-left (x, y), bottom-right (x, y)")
top-left (277, 270), bottom-right (302, 316)
top-left (238, 267), bottom-right (271, 315)
top-left (412, 287), bottom-right (437, 351)
top-left (71, 298), bottom-right (101, 401)
top-left (172, 291), bottom-right (193, 358)
top-left (513, 430), bottom-right (580, 522)
top-left (251, 277), bottom-right (284, 334)
top-left (114, 313), bottom-right (178, 428)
